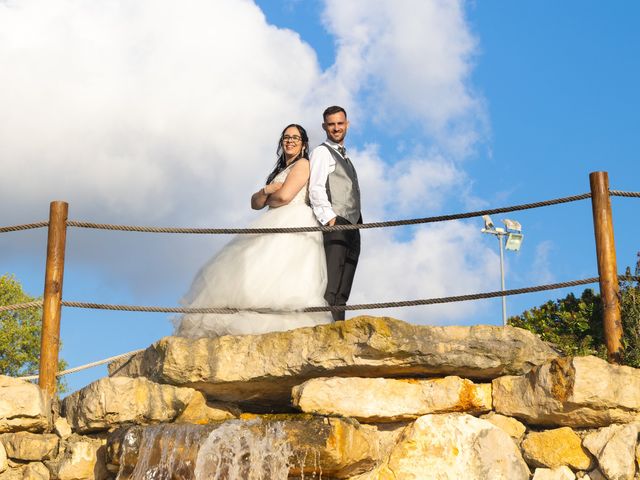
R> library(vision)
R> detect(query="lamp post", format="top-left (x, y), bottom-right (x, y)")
top-left (481, 215), bottom-right (524, 326)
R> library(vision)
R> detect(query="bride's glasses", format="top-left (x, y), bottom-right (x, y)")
top-left (283, 135), bottom-right (302, 144)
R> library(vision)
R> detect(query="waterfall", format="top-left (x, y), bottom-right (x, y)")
top-left (194, 420), bottom-right (292, 480)
top-left (122, 424), bottom-right (209, 480)
top-left (117, 420), bottom-right (293, 479)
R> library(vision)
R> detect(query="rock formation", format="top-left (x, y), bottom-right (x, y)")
top-left (1, 316), bottom-right (640, 479)
top-left (107, 316), bottom-right (559, 410)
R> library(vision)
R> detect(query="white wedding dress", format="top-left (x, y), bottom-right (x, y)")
top-left (174, 164), bottom-right (332, 338)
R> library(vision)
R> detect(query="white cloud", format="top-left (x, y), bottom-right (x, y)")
top-left (351, 222), bottom-right (499, 325)
top-left (354, 144), bottom-right (469, 219)
top-left (0, 0), bottom-right (320, 225)
top-left (321, 0), bottom-right (486, 157)
top-left (0, 0), bottom-right (493, 326)
top-left (531, 240), bottom-right (555, 284)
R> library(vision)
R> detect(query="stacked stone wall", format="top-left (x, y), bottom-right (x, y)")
top-left (2, 317), bottom-right (640, 479)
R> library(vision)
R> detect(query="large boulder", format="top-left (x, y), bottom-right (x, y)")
top-left (521, 427), bottom-right (593, 470)
top-left (292, 376), bottom-right (491, 422)
top-left (62, 377), bottom-right (237, 434)
top-left (493, 356), bottom-right (640, 427)
top-left (350, 413), bottom-right (530, 480)
top-left (583, 423), bottom-right (639, 480)
top-left (47, 435), bottom-right (109, 480)
top-left (0, 432), bottom-right (58, 461)
top-left (0, 376), bottom-right (51, 433)
top-left (109, 316), bottom-right (558, 410)
top-left (21, 462), bottom-right (49, 480)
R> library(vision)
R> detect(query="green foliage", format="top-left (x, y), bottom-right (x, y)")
top-left (619, 257), bottom-right (640, 367)
top-left (510, 255), bottom-right (640, 367)
top-left (509, 288), bottom-right (607, 360)
top-left (0, 274), bottom-right (42, 376)
top-left (0, 274), bottom-right (67, 391)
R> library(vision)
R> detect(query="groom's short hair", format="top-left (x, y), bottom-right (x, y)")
top-left (323, 105), bottom-right (347, 121)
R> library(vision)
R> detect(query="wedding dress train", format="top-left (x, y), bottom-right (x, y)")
top-left (174, 164), bottom-right (332, 337)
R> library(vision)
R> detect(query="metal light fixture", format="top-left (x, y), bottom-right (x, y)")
top-left (481, 216), bottom-right (525, 326)
top-left (505, 233), bottom-right (524, 251)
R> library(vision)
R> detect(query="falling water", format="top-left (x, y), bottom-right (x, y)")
top-left (194, 420), bottom-right (292, 480)
top-left (121, 424), bottom-right (211, 480)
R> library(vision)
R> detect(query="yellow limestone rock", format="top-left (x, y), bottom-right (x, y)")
top-left (109, 316), bottom-right (558, 410)
top-left (174, 392), bottom-right (239, 424)
top-left (493, 356), bottom-right (640, 427)
top-left (292, 376), bottom-right (491, 422)
top-left (521, 427), bottom-right (592, 470)
top-left (480, 412), bottom-right (527, 443)
top-left (0, 376), bottom-right (51, 433)
top-left (53, 436), bottom-right (110, 480)
top-left (583, 422), bottom-right (640, 480)
top-left (22, 462), bottom-right (50, 480)
top-left (0, 432), bottom-right (59, 461)
top-left (53, 417), bottom-right (72, 439)
top-left (531, 466), bottom-right (576, 480)
top-left (62, 376), bottom-right (229, 433)
top-left (0, 441), bottom-right (7, 473)
top-left (349, 413), bottom-right (530, 480)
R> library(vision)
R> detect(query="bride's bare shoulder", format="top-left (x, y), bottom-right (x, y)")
top-left (291, 158), bottom-right (310, 171)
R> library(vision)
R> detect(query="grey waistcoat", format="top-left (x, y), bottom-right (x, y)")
top-left (323, 143), bottom-right (361, 224)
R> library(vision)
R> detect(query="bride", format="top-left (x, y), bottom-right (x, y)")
top-left (174, 124), bottom-right (333, 338)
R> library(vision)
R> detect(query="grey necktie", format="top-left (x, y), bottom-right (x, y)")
top-left (337, 145), bottom-right (352, 166)
top-left (337, 145), bottom-right (357, 181)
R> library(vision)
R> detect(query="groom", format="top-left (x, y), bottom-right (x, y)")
top-left (309, 106), bottom-right (362, 321)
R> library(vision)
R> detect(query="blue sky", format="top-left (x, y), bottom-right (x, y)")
top-left (1, 0), bottom-right (638, 395)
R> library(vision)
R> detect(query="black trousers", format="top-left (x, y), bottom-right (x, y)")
top-left (323, 216), bottom-right (361, 321)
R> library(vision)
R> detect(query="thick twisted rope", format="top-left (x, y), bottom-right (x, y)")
top-left (66, 192), bottom-right (593, 234)
top-left (5, 277), bottom-right (640, 314)
top-left (610, 190), bottom-right (640, 198)
top-left (12, 275), bottom-right (640, 380)
top-left (0, 221), bottom-right (49, 234)
top-left (58, 277), bottom-right (602, 314)
top-left (2, 191), bottom-right (639, 236)
top-left (18, 348), bottom-right (146, 381)
top-left (0, 300), bottom-right (42, 312)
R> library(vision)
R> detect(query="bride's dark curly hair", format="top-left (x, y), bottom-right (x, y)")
top-left (266, 124), bottom-right (310, 185)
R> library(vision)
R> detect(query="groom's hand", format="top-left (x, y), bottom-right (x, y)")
top-left (327, 217), bottom-right (337, 226)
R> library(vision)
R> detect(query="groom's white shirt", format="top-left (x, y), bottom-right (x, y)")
top-left (309, 139), bottom-right (342, 225)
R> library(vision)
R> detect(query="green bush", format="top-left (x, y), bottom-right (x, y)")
top-left (509, 255), bottom-right (640, 367)
top-left (0, 274), bottom-right (67, 391)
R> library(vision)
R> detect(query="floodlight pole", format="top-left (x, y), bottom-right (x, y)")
top-left (497, 233), bottom-right (507, 326)
top-left (482, 226), bottom-right (510, 327)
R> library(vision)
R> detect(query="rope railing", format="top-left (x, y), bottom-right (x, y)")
top-left (18, 348), bottom-right (146, 381)
top-left (0, 221), bottom-right (49, 234)
top-left (0, 300), bottom-right (42, 312)
top-left (59, 277), bottom-right (602, 313)
top-left (2, 178), bottom-right (638, 387)
top-left (1, 191), bottom-right (638, 236)
top-left (14, 274), bottom-right (640, 381)
top-left (3, 276), bottom-right (640, 315)
top-left (610, 190), bottom-right (640, 198)
top-left (0, 277), bottom-right (603, 315)
top-left (65, 192), bottom-right (595, 234)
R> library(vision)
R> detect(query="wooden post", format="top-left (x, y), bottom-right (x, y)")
top-left (39, 201), bottom-right (68, 396)
top-left (589, 172), bottom-right (623, 363)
